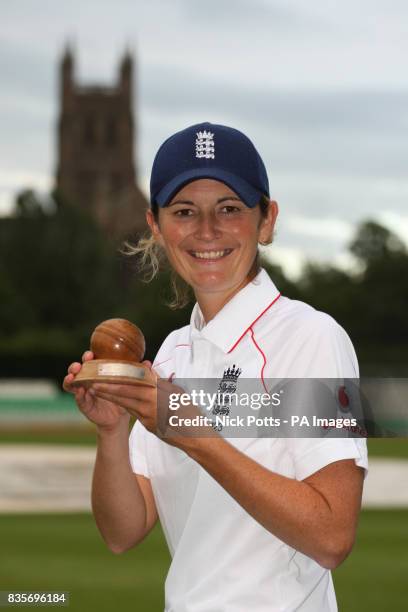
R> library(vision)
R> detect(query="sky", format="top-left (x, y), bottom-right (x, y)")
top-left (1, 0), bottom-right (407, 277)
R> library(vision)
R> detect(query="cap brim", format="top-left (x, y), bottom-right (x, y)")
top-left (154, 168), bottom-right (263, 208)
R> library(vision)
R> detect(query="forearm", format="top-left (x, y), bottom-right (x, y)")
top-left (180, 436), bottom-right (351, 568)
top-left (92, 420), bottom-right (147, 553)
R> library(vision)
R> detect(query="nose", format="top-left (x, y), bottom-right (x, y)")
top-left (194, 211), bottom-right (222, 241)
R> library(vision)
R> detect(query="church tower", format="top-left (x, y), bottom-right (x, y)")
top-left (56, 46), bottom-right (148, 239)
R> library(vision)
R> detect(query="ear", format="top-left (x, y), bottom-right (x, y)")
top-left (146, 209), bottom-right (164, 246)
top-left (259, 200), bottom-right (279, 245)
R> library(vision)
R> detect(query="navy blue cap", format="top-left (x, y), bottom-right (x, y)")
top-left (150, 122), bottom-right (269, 208)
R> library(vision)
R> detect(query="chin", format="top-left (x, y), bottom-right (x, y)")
top-left (191, 271), bottom-right (239, 293)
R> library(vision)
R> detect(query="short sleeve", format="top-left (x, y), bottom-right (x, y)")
top-left (281, 311), bottom-right (368, 479)
top-left (286, 437), bottom-right (368, 481)
top-left (129, 420), bottom-right (150, 478)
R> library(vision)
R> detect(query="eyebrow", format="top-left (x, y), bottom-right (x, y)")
top-left (217, 196), bottom-right (243, 203)
top-left (167, 196), bottom-right (243, 207)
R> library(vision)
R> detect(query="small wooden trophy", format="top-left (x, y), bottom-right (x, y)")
top-left (72, 318), bottom-right (155, 388)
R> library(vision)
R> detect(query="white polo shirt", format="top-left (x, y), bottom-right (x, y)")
top-left (129, 268), bottom-right (368, 612)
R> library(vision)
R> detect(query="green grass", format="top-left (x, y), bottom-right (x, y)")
top-left (0, 511), bottom-right (406, 611)
top-left (0, 428), bottom-right (97, 446)
top-left (334, 509), bottom-right (408, 611)
top-left (367, 438), bottom-right (408, 458)
top-left (0, 515), bottom-right (170, 612)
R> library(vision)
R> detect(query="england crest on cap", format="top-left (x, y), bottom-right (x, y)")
top-left (195, 130), bottom-right (215, 159)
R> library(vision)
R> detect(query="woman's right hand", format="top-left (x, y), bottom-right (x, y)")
top-left (63, 350), bottom-right (130, 432)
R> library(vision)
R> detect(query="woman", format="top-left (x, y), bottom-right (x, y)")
top-left (64, 122), bottom-right (367, 612)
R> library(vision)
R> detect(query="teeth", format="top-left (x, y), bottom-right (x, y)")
top-left (193, 250), bottom-right (229, 259)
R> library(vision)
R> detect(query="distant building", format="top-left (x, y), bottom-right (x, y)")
top-left (55, 46), bottom-right (148, 240)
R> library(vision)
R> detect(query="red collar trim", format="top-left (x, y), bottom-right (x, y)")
top-left (227, 293), bottom-right (281, 353)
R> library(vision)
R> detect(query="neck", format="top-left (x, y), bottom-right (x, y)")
top-left (196, 291), bottom-right (235, 323)
top-left (195, 269), bottom-right (258, 323)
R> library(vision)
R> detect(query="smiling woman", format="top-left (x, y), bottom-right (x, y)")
top-left (143, 180), bottom-right (276, 318)
top-left (148, 180), bottom-right (276, 321)
top-left (64, 121), bottom-right (368, 612)
top-left (126, 183), bottom-right (273, 310)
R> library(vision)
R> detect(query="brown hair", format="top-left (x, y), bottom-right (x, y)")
top-left (122, 195), bottom-right (272, 309)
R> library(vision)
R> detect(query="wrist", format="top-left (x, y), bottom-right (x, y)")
top-left (96, 417), bottom-right (131, 440)
top-left (169, 428), bottom-right (224, 459)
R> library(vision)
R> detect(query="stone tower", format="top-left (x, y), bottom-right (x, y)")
top-left (55, 46), bottom-right (148, 239)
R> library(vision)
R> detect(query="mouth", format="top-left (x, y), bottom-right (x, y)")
top-left (188, 248), bottom-right (233, 261)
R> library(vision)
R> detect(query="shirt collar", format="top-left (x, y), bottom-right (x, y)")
top-left (189, 268), bottom-right (281, 353)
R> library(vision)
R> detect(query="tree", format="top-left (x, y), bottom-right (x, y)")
top-left (349, 221), bottom-right (406, 266)
top-left (0, 190), bottom-right (129, 378)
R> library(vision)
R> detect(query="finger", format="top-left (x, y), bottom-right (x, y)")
top-left (82, 350), bottom-right (94, 362)
top-left (157, 378), bottom-right (185, 394)
top-left (93, 391), bottom-right (142, 415)
top-left (74, 386), bottom-right (86, 404)
top-left (75, 387), bottom-right (98, 414)
top-left (141, 360), bottom-right (152, 369)
top-left (93, 383), bottom-right (156, 401)
top-left (68, 362), bottom-right (82, 375)
top-left (63, 373), bottom-right (75, 392)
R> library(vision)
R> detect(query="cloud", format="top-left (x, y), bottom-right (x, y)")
top-left (377, 211), bottom-right (408, 248)
top-left (0, 171), bottom-right (52, 215)
top-left (1, 0), bottom-right (408, 278)
top-left (285, 216), bottom-right (353, 241)
top-left (273, 173), bottom-right (408, 219)
top-left (0, 41), bottom-right (53, 99)
top-left (181, 0), bottom-right (326, 32)
top-left (263, 244), bottom-right (306, 279)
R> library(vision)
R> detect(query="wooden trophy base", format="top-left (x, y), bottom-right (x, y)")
top-left (71, 359), bottom-right (156, 388)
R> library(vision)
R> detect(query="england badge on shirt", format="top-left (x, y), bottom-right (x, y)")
top-left (211, 364), bottom-right (242, 431)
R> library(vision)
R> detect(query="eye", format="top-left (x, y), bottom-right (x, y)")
top-left (219, 205), bottom-right (242, 214)
top-left (173, 208), bottom-right (195, 217)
